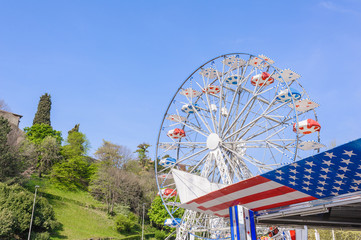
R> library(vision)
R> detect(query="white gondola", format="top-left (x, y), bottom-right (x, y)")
top-left (276, 88), bottom-right (301, 103)
top-left (225, 75), bottom-right (241, 85)
top-left (250, 72), bottom-right (274, 87)
top-left (181, 104), bottom-right (200, 114)
top-left (199, 68), bottom-right (221, 79)
top-left (203, 85), bottom-right (220, 94)
top-left (293, 119), bottom-right (321, 135)
top-left (221, 107), bottom-right (228, 117)
top-left (210, 104), bottom-right (217, 112)
top-left (180, 88), bottom-right (201, 98)
top-left (164, 218), bottom-right (182, 228)
top-left (167, 128), bottom-right (186, 139)
top-left (159, 157), bottom-right (176, 168)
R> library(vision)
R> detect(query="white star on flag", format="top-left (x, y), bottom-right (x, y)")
top-left (289, 175), bottom-right (297, 180)
top-left (325, 152), bottom-right (336, 159)
top-left (331, 192), bottom-right (339, 196)
top-left (336, 173), bottom-right (347, 179)
top-left (276, 170), bottom-right (284, 175)
top-left (318, 180), bottom-right (327, 185)
top-left (303, 180), bottom-right (311, 185)
top-left (343, 150), bottom-right (356, 158)
top-left (333, 186), bottom-right (342, 191)
top-left (316, 192), bottom-right (324, 196)
top-left (350, 185), bottom-right (360, 191)
top-left (289, 169), bottom-right (298, 174)
top-left (356, 172), bottom-right (361, 178)
top-left (289, 181), bottom-right (296, 186)
top-left (320, 174), bottom-right (329, 180)
top-left (305, 168), bottom-right (314, 174)
top-left (305, 161), bottom-right (316, 167)
top-left (304, 175), bottom-right (312, 180)
top-left (322, 160), bottom-right (333, 166)
top-left (321, 167), bottom-right (331, 173)
top-left (276, 176), bottom-right (284, 181)
top-left (317, 186), bottom-right (325, 191)
top-left (353, 179), bottom-right (361, 185)
top-left (335, 180), bottom-right (344, 185)
top-left (290, 163), bottom-right (299, 167)
top-left (339, 166), bottom-right (350, 172)
top-left (341, 158), bottom-right (352, 165)
top-left (302, 186), bottom-right (310, 191)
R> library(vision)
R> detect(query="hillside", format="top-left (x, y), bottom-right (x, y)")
top-left (25, 177), bottom-right (152, 240)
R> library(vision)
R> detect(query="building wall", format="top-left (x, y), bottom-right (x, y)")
top-left (0, 110), bottom-right (22, 127)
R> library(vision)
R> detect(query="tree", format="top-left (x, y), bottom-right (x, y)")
top-left (0, 117), bottom-right (19, 182)
top-left (95, 140), bottom-right (132, 169)
top-left (135, 143), bottom-right (151, 169)
top-left (61, 131), bottom-right (89, 158)
top-left (68, 124), bottom-right (80, 135)
top-left (33, 93), bottom-right (52, 126)
top-left (38, 136), bottom-right (62, 177)
top-left (0, 183), bottom-right (59, 239)
top-left (148, 196), bottom-right (184, 230)
top-left (24, 124), bottom-right (62, 145)
top-left (51, 131), bottom-right (93, 190)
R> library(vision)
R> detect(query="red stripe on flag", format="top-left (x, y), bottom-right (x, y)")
top-left (205, 186), bottom-right (297, 212)
top-left (251, 196), bottom-right (317, 211)
top-left (191, 176), bottom-right (270, 204)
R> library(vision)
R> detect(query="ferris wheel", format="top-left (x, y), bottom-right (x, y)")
top-left (155, 53), bottom-right (323, 239)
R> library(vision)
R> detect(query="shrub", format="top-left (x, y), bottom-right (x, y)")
top-left (154, 230), bottom-right (167, 240)
top-left (115, 212), bottom-right (140, 233)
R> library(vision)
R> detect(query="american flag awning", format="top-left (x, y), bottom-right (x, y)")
top-left (180, 138), bottom-right (361, 218)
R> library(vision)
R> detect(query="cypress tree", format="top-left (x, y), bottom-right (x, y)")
top-left (33, 93), bottom-right (52, 126)
top-left (68, 124), bottom-right (80, 135)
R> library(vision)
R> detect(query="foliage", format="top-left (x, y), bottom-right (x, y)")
top-left (90, 165), bottom-right (143, 214)
top-left (38, 136), bottom-right (62, 177)
top-left (33, 93), bottom-right (52, 126)
top-left (0, 182), bottom-right (58, 239)
top-left (0, 117), bottom-right (20, 182)
top-left (148, 196), bottom-right (184, 230)
top-left (51, 156), bottom-right (95, 190)
top-left (135, 143), bottom-right (151, 169)
top-left (61, 131), bottom-right (89, 158)
top-left (68, 123), bottom-right (80, 135)
top-left (51, 131), bottom-right (94, 190)
top-left (308, 229), bottom-right (361, 240)
top-left (24, 124), bottom-right (62, 145)
top-left (115, 212), bottom-right (140, 234)
top-left (154, 229), bottom-right (167, 240)
top-left (95, 140), bottom-right (133, 169)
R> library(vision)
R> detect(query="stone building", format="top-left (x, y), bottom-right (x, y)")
top-left (0, 109), bottom-right (24, 145)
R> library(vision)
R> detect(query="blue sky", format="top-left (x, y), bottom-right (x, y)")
top-left (1, 1), bottom-right (360, 157)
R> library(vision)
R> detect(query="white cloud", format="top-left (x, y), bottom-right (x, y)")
top-left (319, 1), bottom-right (359, 14)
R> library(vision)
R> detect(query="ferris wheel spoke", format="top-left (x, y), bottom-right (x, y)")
top-left (225, 99), bottom-right (287, 141)
top-left (218, 147), bottom-right (241, 181)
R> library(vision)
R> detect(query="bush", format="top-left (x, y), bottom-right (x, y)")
top-left (0, 183), bottom-right (59, 239)
top-left (31, 231), bottom-right (50, 240)
top-left (154, 230), bottom-right (167, 240)
top-left (115, 212), bottom-right (140, 233)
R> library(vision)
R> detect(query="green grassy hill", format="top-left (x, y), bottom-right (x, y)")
top-left (25, 177), bottom-right (139, 240)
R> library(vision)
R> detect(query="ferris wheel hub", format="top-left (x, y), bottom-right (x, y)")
top-left (207, 133), bottom-right (221, 150)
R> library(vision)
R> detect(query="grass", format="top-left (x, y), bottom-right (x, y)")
top-left (25, 177), bottom-right (125, 239)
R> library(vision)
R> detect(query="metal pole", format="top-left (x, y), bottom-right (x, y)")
top-left (141, 203), bottom-right (145, 240)
top-left (28, 185), bottom-right (39, 240)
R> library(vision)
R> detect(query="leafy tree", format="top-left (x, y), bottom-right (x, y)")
top-left (0, 183), bottom-right (59, 239)
top-left (0, 117), bottom-right (19, 182)
top-left (24, 124), bottom-right (62, 145)
top-left (33, 93), bottom-right (52, 126)
top-left (37, 136), bottom-right (62, 177)
top-left (115, 212), bottom-right (140, 233)
top-left (135, 143), bottom-right (151, 168)
top-left (148, 196), bottom-right (184, 230)
top-left (68, 124), bottom-right (80, 135)
top-left (95, 140), bottom-right (132, 169)
top-left (51, 131), bottom-right (93, 190)
top-left (61, 131), bottom-right (89, 158)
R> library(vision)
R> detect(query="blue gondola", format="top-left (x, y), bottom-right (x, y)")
top-left (164, 218), bottom-right (182, 227)
top-left (181, 104), bottom-right (200, 114)
top-left (276, 88), bottom-right (301, 102)
top-left (159, 157), bottom-right (176, 168)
